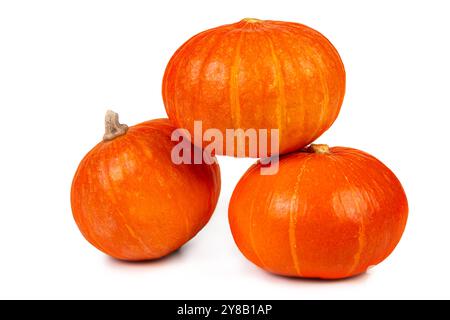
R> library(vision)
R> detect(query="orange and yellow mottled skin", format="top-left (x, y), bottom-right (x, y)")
top-left (228, 147), bottom-right (408, 279)
top-left (162, 19), bottom-right (346, 156)
top-left (71, 119), bottom-right (221, 261)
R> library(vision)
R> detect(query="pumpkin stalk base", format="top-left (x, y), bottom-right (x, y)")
top-left (103, 110), bottom-right (128, 141)
top-left (308, 144), bottom-right (331, 154)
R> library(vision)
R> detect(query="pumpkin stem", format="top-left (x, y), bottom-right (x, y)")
top-left (242, 18), bottom-right (261, 23)
top-left (307, 144), bottom-right (331, 154)
top-left (103, 110), bottom-right (128, 141)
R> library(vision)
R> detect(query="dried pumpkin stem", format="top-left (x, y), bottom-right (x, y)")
top-left (307, 144), bottom-right (331, 154)
top-left (103, 110), bottom-right (128, 141)
top-left (242, 18), bottom-right (261, 23)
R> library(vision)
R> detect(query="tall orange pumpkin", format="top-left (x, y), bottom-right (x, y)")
top-left (163, 18), bottom-right (346, 157)
top-left (229, 145), bottom-right (408, 279)
top-left (71, 111), bottom-right (221, 261)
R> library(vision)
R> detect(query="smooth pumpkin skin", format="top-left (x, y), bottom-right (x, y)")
top-left (228, 146), bottom-right (408, 279)
top-left (162, 18), bottom-right (346, 157)
top-left (71, 119), bottom-right (221, 261)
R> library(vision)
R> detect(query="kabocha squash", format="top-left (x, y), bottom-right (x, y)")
top-left (163, 18), bottom-right (345, 157)
top-left (228, 144), bottom-right (408, 279)
top-left (71, 111), bottom-right (221, 261)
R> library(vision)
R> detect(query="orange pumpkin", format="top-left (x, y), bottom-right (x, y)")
top-left (163, 18), bottom-right (346, 157)
top-left (71, 111), bottom-right (221, 261)
top-left (229, 144), bottom-right (408, 279)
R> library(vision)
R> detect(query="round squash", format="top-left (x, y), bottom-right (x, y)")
top-left (71, 111), bottom-right (221, 261)
top-left (163, 18), bottom-right (346, 156)
top-left (228, 144), bottom-right (408, 279)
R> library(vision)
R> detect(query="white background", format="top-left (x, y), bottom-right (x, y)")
top-left (0, 0), bottom-right (449, 299)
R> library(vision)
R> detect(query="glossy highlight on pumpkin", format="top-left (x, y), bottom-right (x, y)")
top-left (71, 112), bottom-right (221, 261)
top-left (228, 145), bottom-right (408, 279)
top-left (163, 18), bottom-right (346, 157)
